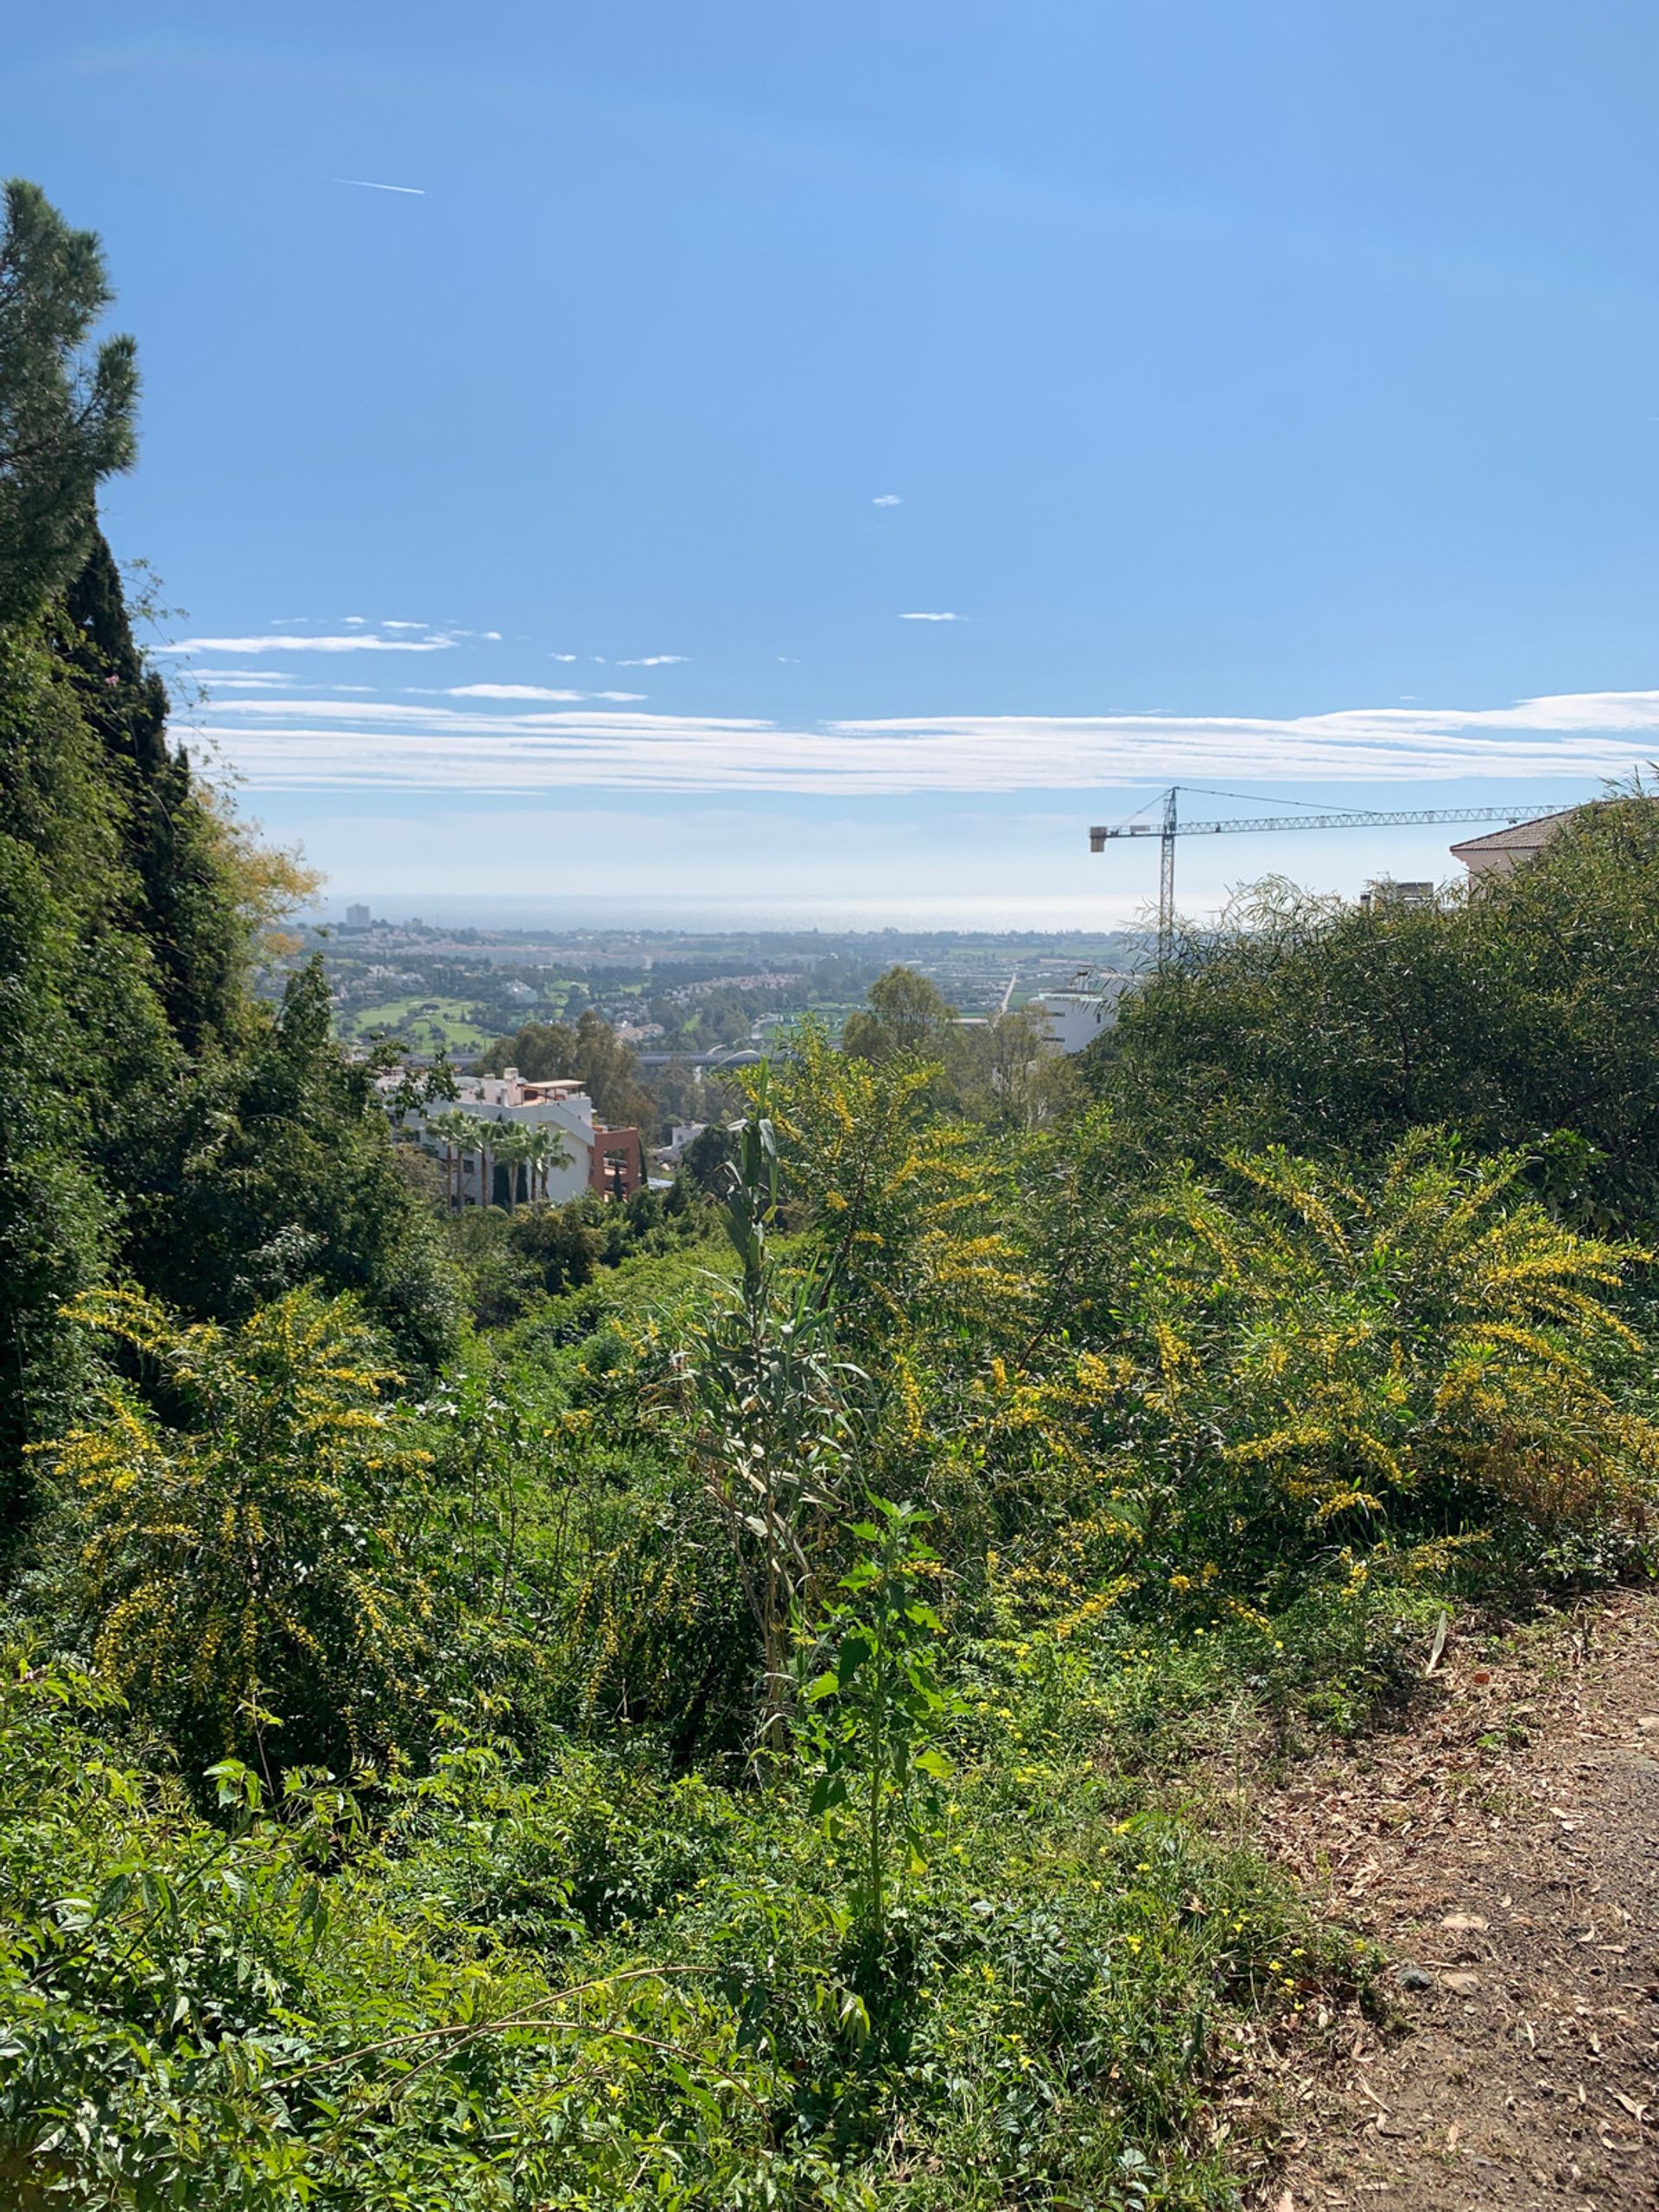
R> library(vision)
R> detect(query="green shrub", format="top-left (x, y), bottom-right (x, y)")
top-left (43, 1287), bottom-right (440, 1779)
top-left (1042, 1131), bottom-right (1659, 1622)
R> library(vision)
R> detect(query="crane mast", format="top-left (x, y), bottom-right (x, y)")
top-left (1088, 786), bottom-right (1542, 965)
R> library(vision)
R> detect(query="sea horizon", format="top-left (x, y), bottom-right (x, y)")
top-left (303, 892), bottom-right (1154, 936)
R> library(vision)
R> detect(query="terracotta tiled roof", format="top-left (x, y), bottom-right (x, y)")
top-left (1448, 808), bottom-right (1574, 858)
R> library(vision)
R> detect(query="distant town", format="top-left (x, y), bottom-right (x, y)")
top-left (264, 915), bottom-right (1144, 1071)
top-left (279, 809), bottom-right (1581, 1202)
top-left (260, 917), bottom-right (1143, 1190)
top-left (282, 806), bottom-right (1573, 1093)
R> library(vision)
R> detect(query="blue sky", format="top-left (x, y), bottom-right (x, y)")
top-left (9, 3), bottom-right (1659, 924)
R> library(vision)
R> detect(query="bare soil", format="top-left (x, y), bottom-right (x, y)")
top-left (1252, 1590), bottom-right (1659, 2211)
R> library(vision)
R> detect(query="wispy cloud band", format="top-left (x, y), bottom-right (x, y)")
top-left (193, 689), bottom-right (1658, 795)
top-left (165, 632), bottom-right (459, 655)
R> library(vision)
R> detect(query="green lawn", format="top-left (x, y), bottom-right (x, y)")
top-left (340, 996), bottom-right (497, 1052)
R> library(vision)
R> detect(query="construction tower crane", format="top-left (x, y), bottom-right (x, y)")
top-left (1089, 785), bottom-right (1547, 965)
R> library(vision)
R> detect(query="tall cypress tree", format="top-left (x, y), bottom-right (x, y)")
top-left (0, 183), bottom-right (459, 1528)
top-left (0, 182), bottom-right (145, 1517)
top-left (54, 527), bottom-right (246, 1055)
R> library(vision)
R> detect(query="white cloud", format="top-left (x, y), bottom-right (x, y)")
top-left (200, 669), bottom-right (295, 690)
top-left (204, 697), bottom-right (465, 722)
top-left (195, 687), bottom-right (1657, 797)
top-left (550, 653), bottom-right (577, 663)
top-left (899, 611), bottom-right (965, 622)
top-left (445, 683), bottom-right (588, 701)
top-left (381, 620), bottom-right (429, 631)
top-left (616, 655), bottom-right (690, 667)
top-left (873, 494), bottom-right (902, 506)
top-left (334, 177), bottom-right (425, 195)
top-left (342, 615), bottom-right (367, 626)
top-left (594, 690), bottom-right (649, 702)
top-left (160, 632), bottom-right (459, 655)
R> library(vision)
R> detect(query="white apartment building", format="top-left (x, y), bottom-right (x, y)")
top-left (386, 1066), bottom-right (643, 1206)
top-left (1028, 982), bottom-right (1131, 1056)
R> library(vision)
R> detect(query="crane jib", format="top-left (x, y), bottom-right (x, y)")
top-left (1088, 806), bottom-right (1530, 841)
top-left (1086, 787), bottom-right (1555, 963)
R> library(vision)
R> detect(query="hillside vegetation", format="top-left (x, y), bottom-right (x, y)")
top-left (3, 180), bottom-right (1657, 2210)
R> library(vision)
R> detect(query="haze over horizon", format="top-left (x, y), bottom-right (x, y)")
top-left (8, 3), bottom-right (1656, 925)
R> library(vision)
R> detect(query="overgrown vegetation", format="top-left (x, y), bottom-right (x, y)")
top-left (3, 179), bottom-right (1656, 2207)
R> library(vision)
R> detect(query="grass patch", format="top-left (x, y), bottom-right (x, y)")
top-left (342, 995), bottom-right (498, 1052)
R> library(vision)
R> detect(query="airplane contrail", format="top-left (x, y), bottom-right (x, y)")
top-left (334, 178), bottom-right (426, 195)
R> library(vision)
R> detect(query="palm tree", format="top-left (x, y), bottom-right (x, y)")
top-left (518, 1123), bottom-right (573, 1209)
top-left (426, 1109), bottom-right (480, 1211)
top-left (493, 1122), bottom-right (532, 1213)
top-left (480, 1116), bottom-right (505, 1211)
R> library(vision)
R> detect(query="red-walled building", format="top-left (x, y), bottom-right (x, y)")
top-left (588, 1124), bottom-right (643, 1202)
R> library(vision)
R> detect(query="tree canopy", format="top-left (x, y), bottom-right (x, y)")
top-left (1087, 793), bottom-right (1659, 1230)
top-left (0, 184), bottom-right (457, 1525)
top-left (0, 179), bottom-right (137, 628)
top-left (480, 1009), bottom-right (655, 1129)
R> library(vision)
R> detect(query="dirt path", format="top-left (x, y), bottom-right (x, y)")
top-left (1255, 1591), bottom-right (1659, 2211)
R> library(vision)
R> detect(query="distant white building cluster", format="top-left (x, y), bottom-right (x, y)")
top-left (657, 1121), bottom-right (709, 1169)
top-left (677, 972), bottom-right (802, 997)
